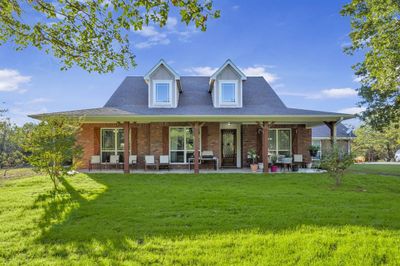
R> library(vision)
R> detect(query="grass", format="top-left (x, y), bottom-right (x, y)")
top-left (1, 170), bottom-right (400, 265)
top-left (348, 164), bottom-right (400, 176)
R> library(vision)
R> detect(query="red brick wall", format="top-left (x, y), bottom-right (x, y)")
top-left (242, 125), bottom-right (258, 167)
top-left (77, 122), bottom-right (311, 169)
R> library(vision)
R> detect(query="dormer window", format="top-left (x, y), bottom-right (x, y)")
top-left (154, 81), bottom-right (171, 104)
top-left (220, 81), bottom-right (238, 105)
top-left (210, 59), bottom-right (246, 108)
top-left (145, 59), bottom-right (181, 108)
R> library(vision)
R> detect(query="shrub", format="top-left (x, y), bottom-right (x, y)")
top-left (23, 116), bottom-right (82, 190)
top-left (320, 146), bottom-right (354, 186)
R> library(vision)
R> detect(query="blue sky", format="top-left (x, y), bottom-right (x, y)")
top-left (0, 0), bottom-right (363, 126)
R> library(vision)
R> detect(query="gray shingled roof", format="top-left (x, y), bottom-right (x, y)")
top-left (312, 123), bottom-right (356, 138)
top-left (33, 76), bottom-right (351, 118)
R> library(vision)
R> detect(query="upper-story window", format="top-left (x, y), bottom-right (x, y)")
top-left (219, 81), bottom-right (238, 105)
top-left (154, 80), bottom-right (172, 105)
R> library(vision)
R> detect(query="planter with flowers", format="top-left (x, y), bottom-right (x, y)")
top-left (247, 149), bottom-right (259, 173)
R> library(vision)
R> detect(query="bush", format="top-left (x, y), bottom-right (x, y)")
top-left (320, 146), bottom-right (354, 186)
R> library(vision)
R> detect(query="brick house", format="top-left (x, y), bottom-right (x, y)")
top-left (32, 59), bottom-right (353, 173)
top-left (312, 123), bottom-right (355, 159)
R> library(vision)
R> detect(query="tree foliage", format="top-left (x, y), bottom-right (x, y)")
top-left (23, 116), bottom-right (82, 190)
top-left (341, 0), bottom-right (400, 129)
top-left (353, 122), bottom-right (400, 161)
top-left (0, 109), bottom-right (25, 176)
top-left (0, 0), bottom-right (220, 73)
top-left (320, 146), bottom-right (354, 186)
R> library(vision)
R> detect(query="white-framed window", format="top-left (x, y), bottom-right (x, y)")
top-left (312, 139), bottom-right (322, 159)
top-left (268, 129), bottom-right (292, 157)
top-left (153, 80), bottom-right (172, 105)
top-left (101, 128), bottom-right (129, 163)
top-left (219, 80), bottom-right (238, 105)
top-left (169, 127), bottom-right (201, 164)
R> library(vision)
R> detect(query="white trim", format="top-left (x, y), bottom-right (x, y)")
top-left (219, 80), bottom-right (239, 107)
top-left (268, 128), bottom-right (292, 157)
top-left (220, 123), bottom-right (241, 168)
top-left (144, 59), bottom-right (180, 81)
top-left (152, 80), bottom-right (173, 107)
top-left (312, 137), bottom-right (355, 140)
top-left (100, 128), bottom-right (131, 162)
top-left (210, 59), bottom-right (247, 81)
top-left (169, 126), bottom-right (201, 164)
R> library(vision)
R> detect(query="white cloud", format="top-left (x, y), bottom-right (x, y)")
top-left (0, 69), bottom-right (31, 93)
top-left (185, 66), bottom-right (218, 76)
top-left (185, 64), bottom-right (279, 83)
top-left (232, 5), bottom-right (240, 10)
top-left (166, 17), bottom-right (178, 30)
top-left (135, 25), bottom-right (170, 48)
top-left (9, 106), bottom-right (47, 126)
top-left (28, 97), bottom-right (52, 104)
top-left (320, 88), bottom-right (357, 98)
top-left (133, 16), bottom-right (198, 49)
top-left (337, 107), bottom-right (366, 114)
top-left (242, 65), bottom-right (279, 83)
top-left (278, 87), bottom-right (357, 99)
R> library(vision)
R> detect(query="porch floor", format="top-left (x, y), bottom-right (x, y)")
top-left (80, 168), bottom-right (326, 174)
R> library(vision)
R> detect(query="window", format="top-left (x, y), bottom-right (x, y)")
top-left (169, 127), bottom-right (200, 163)
top-left (220, 81), bottom-right (238, 105)
top-left (154, 81), bottom-right (171, 104)
top-left (268, 129), bottom-right (291, 157)
top-left (101, 128), bottom-right (127, 163)
top-left (312, 140), bottom-right (322, 159)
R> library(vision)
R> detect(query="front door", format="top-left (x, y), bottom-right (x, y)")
top-left (221, 129), bottom-right (237, 167)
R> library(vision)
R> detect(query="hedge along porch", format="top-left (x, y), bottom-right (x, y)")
top-left (76, 120), bottom-right (325, 174)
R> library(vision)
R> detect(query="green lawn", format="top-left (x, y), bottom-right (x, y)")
top-left (1, 171), bottom-right (400, 265)
top-left (348, 163), bottom-right (400, 176)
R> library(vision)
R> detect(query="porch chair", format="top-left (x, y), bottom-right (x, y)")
top-left (129, 155), bottom-right (138, 169)
top-left (159, 155), bottom-right (170, 171)
top-left (293, 154), bottom-right (303, 168)
top-left (110, 155), bottom-right (121, 170)
top-left (144, 155), bottom-right (158, 171)
top-left (201, 150), bottom-right (218, 170)
top-left (89, 155), bottom-right (101, 171)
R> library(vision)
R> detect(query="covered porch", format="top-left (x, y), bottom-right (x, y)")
top-left (78, 117), bottom-right (342, 174)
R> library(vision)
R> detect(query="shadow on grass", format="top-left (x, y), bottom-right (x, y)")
top-left (35, 173), bottom-right (400, 251)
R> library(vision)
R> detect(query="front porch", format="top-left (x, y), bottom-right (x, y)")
top-left (78, 121), bottom-right (338, 174)
top-left (80, 167), bottom-right (326, 174)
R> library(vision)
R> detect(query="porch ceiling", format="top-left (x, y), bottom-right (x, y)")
top-left (74, 114), bottom-right (354, 126)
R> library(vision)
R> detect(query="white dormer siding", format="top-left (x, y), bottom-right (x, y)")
top-left (145, 60), bottom-right (180, 108)
top-left (210, 60), bottom-right (246, 108)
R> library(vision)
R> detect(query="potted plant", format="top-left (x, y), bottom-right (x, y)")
top-left (247, 149), bottom-right (258, 172)
top-left (271, 154), bottom-right (278, 172)
top-left (309, 145), bottom-right (319, 157)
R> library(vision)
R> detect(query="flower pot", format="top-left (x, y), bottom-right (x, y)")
top-left (307, 163), bottom-right (313, 169)
top-left (250, 164), bottom-right (258, 173)
top-left (271, 165), bottom-right (279, 172)
top-left (258, 163), bottom-right (264, 170)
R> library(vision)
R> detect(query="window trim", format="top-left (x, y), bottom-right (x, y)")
top-left (169, 126), bottom-right (201, 164)
top-left (268, 128), bottom-right (292, 156)
top-left (153, 80), bottom-right (173, 106)
top-left (100, 128), bottom-right (131, 162)
top-left (219, 80), bottom-right (239, 106)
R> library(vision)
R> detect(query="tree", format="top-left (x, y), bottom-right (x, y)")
top-left (353, 122), bottom-right (400, 161)
top-left (341, 0), bottom-right (400, 129)
top-left (0, 109), bottom-right (25, 176)
top-left (0, 0), bottom-right (219, 73)
top-left (23, 116), bottom-right (82, 190)
top-left (320, 146), bottom-right (354, 187)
